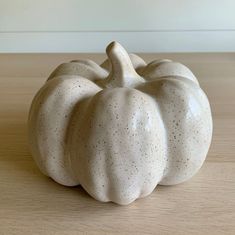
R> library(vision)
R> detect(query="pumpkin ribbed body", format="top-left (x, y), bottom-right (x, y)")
top-left (28, 42), bottom-right (212, 205)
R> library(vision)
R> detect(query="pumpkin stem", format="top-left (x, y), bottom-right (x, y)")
top-left (103, 41), bottom-right (144, 87)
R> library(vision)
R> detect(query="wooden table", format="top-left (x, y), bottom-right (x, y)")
top-left (0, 53), bottom-right (234, 234)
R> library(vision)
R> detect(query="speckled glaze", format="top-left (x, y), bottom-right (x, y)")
top-left (28, 41), bottom-right (213, 205)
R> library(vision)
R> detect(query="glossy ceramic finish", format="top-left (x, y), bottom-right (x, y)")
top-left (28, 42), bottom-right (213, 205)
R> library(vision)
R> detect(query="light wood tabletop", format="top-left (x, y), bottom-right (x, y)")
top-left (0, 53), bottom-right (234, 234)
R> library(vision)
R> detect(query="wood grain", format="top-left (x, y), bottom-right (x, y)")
top-left (0, 53), bottom-right (234, 234)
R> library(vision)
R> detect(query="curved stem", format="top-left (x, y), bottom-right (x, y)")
top-left (107, 42), bottom-right (138, 78)
top-left (102, 41), bottom-right (144, 87)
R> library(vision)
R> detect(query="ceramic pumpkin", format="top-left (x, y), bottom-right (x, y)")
top-left (28, 41), bottom-right (212, 205)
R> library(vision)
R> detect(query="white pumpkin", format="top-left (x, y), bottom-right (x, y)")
top-left (28, 41), bottom-right (212, 205)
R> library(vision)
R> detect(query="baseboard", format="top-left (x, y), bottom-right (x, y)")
top-left (0, 31), bottom-right (235, 53)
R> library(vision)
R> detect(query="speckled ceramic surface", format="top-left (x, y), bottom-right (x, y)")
top-left (28, 41), bottom-right (213, 205)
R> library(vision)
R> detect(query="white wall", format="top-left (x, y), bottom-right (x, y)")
top-left (0, 0), bottom-right (234, 52)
